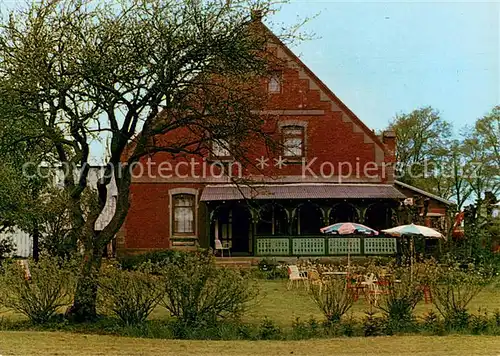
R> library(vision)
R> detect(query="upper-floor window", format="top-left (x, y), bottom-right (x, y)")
top-left (173, 194), bottom-right (195, 234)
top-left (282, 125), bottom-right (304, 158)
top-left (268, 72), bottom-right (282, 93)
top-left (212, 138), bottom-right (231, 158)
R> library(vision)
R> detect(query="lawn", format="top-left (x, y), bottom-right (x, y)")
top-left (0, 332), bottom-right (499, 355)
top-left (149, 279), bottom-right (500, 327)
top-left (1, 278), bottom-right (500, 355)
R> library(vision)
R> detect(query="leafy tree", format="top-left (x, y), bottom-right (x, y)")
top-left (463, 106), bottom-right (500, 206)
top-left (0, 88), bottom-right (56, 259)
top-left (389, 106), bottom-right (452, 190)
top-left (0, 0), bottom-right (301, 319)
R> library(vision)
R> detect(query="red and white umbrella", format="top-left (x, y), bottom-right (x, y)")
top-left (381, 223), bottom-right (445, 240)
top-left (320, 222), bottom-right (379, 235)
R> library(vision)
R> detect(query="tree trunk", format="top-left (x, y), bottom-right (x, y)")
top-left (67, 239), bottom-right (103, 321)
top-left (32, 222), bottom-right (40, 262)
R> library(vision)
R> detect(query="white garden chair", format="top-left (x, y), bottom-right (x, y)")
top-left (287, 265), bottom-right (308, 290)
top-left (215, 239), bottom-right (231, 257)
top-left (361, 273), bottom-right (382, 305)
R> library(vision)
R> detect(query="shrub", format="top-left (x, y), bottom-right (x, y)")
top-left (421, 310), bottom-right (444, 335)
top-left (291, 317), bottom-right (323, 339)
top-left (256, 259), bottom-right (288, 280)
top-left (258, 317), bottom-right (281, 340)
top-left (469, 309), bottom-right (489, 334)
top-left (309, 276), bottom-right (355, 325)
top-left (494, 309), bottom-right (500, 327)
top-left (118, 250), bottom-right (182, 271)
top-left (362, 310), bottom-right (385, 337)
top-left (159, 250), bottom-right (257, 327)
top-left (376, 270), bottom-right (422, 331)
top-left (0, 257), bottom-right (75, 324)
top-left (430, 266), bottom-right (489, 330)
top-left (98, 264), bottom-right (165, 325)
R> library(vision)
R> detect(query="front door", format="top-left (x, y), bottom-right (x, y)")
top-left (213, 204), bottom-right (251, 255)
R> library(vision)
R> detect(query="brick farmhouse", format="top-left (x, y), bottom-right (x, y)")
top-left (117, 17), bottom-right (453, 258)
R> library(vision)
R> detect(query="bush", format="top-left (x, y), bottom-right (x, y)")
top-left (309, 276), bottom-right (355, 325)
top-left (118, 250), bottom-right (182, 271)
top-left (256, 259), bottom-right (288, 280)
top-left (469, 309), bottom-right (489, 334)
top-left (98, 264), bottom-right (165, 325)
top-left (159, 250), bottom-right (257, 327)
top-left (421, 310), bottom-right (444, 335)
top-left (291, 317), bottom-right (323, 339)
top-left (376, 270), bottom-right (422, 331)
top-left (430, 265), bottom-right (490, 330)
top-left (258, 317), bottom-right (282, 340)
top-left (362, 310), bottom-right (385, 337)
top-left (0, 257), bottom-right (75, 324)
top-left (494, 309), bottom-right (500, 327)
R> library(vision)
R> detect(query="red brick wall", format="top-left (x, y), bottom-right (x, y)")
top-left (124, 183), bottom-right (204, 250)
top-left (121, 41), bottom-right (394, 254)
top-left (128, 64), bottom-right (388, 181)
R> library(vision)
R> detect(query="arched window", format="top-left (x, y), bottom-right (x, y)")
top-left (365, 203), bottom-right (393, 230)
top-left (172, 194), bottom-right (195, 234)
top-left (329, 203), bottom-right (358, 223)
top-left (256, 204), bottom-right (288, 235)
top-left (294, 202), bottom-right (323, 235)
top-left (268, 71), bottom-right (282, 93)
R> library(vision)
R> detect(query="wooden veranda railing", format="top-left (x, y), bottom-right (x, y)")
top-left (254, 235), bottom-right (397, 257)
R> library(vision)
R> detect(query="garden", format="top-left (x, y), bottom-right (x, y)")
top-left (0, 249), bottom-right (500, 354)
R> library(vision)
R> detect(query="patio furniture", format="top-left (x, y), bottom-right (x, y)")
top-left (307, 269), bottom-right (324, 293)
top-left (361, 273), bottom-right (384, 305)
top-left (287, 265), bottom-right (308, 290)
top-left (347, 274), bottom-right (364, 301)
top-left (421, 284), bottom-right (433, 304)
top-left (215, 239), bottom-right (231, 257)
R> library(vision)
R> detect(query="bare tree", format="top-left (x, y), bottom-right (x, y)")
top-left (0, 0), bottom-right (302, 319)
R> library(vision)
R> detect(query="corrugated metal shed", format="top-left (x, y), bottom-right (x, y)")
top-left (200, 183), bottom-right (406, 201)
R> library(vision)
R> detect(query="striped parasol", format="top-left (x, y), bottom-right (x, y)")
top-left (320, 222), bottom-right (379, 235)
top-left (381, 223), bottom-right (445, 240)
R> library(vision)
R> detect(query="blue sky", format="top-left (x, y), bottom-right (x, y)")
top-left (270, 0), bottom-right (499, 133)
top-left (0, 0), bottom-right (497, 137)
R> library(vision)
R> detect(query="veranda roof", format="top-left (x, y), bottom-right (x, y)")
top-left (200, 183), bottom-right (406, 201)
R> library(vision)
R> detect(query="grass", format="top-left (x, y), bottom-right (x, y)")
top-left (5, 279), bottom-right (500, 328)
top-left (1, 278), bottom-right (499, 355)
top-left (151, 279), bottom-right (500, 328)
top-left (0, 331), bottom-right (499, 355)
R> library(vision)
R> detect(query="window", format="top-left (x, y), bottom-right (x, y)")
top-left (282, 125), bottom-right (304, 158)
top-left (268, 72), bottom-right (282, 93)
top-left (173, 194), bottom-right (195, 234)
top-left (212, 139), bottom-right (231, 158)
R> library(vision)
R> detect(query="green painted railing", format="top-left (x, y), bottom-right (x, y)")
top-left (255, 235), bottom-right (397, 256)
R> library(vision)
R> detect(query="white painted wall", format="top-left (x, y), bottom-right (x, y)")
top-left (2, 166), bottom-right (117, 257)
top-left (0, 228), bottom-right (32, 257)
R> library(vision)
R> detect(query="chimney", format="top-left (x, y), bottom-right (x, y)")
top-left (382, 130), bottom-right (396, 183)
top-left (382, 131), bottom-right (396, 160)
top-left (251, 9), bottom-right (263, 22)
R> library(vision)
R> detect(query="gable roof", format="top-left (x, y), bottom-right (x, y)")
top-left (395, 180), bottom-right (455, 206)
top-left (260, 22), bottom-right (387, 156)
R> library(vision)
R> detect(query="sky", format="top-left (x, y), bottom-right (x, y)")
top-left (0, 0), bottom-right (497, 141)
top-left (269, 0), bottom-right (499, 134)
